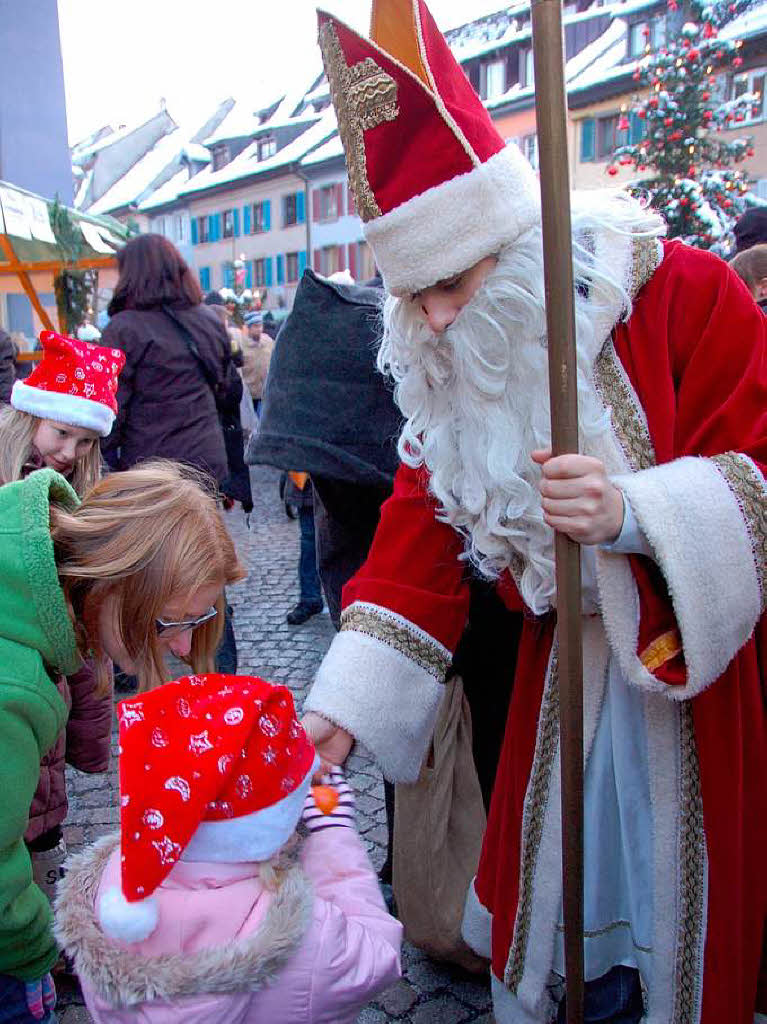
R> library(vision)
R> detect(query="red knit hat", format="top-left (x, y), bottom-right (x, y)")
top-left (318, 0), bottom-right (539, 297)
top-left (98, 674), bottom-right (317, 944)
top-left (11, 330), bottom-right (124, 437)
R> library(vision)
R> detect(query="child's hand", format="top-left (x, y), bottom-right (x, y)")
top-left (25, 973), bottom-right (56, 1020)
top-left (302, 767), bottom-right (355, 832)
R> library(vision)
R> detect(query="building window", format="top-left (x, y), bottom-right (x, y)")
top-left (480, 58), bottom-right (506, 101)
top-left (522, 133), bottom-right (539, 170)
top-left (253, 257), bottom-right (268, 287)
top-left (730, 68), bottom-right (766, 124)
top-left (251, 200), bottom-right (270, 233)
top-left (222, 209), bottom-right (235, 238)
top-left (348, 240), bottom-right (376, 281)
top-left (315, 244), bottom-right (346, 277)
top-left (628, 17), bottom-right (666, 58)
top-left (257, 136), bottom-right (277, 161)
top-left (211, 144), bottom-right (229, 171)
top-left (196, 216), bottom-right (209, 243)
top-left (580, 118), bottom-right (596, 162)
top-left (580, 114), bottom-right (630, 163)
top-left (597, 114), bottom-right (619, 160)
top-left (174, 215), bottom-right (185, 243)
top-left (286, 251), bottom-right (300, 283)
top-left (318, 183), bottom-right (341, 221)
top-left (282, 191), bottom-right (305, 227)
top-left (522, 48), bottom-right (534, 88)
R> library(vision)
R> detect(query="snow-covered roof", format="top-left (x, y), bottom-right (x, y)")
top-left (567, 22), bottom-right (634, 94)
top-left (179, 108), bottom-right (339, 197)
top-left (137, 167), bottom-right (191, 212)
top-left (182, 142), bottom-right (211, 164)
top-left (720, 0), bottom-right (767, 42)
top-left (87, 127), bottom-right (185, 215)
top-left (300, 132), bottom-right (345, 167)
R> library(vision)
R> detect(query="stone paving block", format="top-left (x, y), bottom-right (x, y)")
top-left (406, 957), bottom-right (457, 994)
top-left (410, 994), bottom-right (474, 1024)
top-left (377, 978), bottom-right (419, 1016)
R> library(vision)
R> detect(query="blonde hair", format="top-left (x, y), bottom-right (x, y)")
top-left (0, 405), bottom-right (102, 495)
top-left (730, 244), bottom-right (767, 298)
top-left (50, 460), bottom-right (245, 693)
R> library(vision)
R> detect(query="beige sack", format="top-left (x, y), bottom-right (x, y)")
top-left (393, 675), bottom-right (488, 972)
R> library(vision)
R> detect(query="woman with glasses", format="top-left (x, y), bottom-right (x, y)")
top-left (0, 459), bottom-right (244, 1024)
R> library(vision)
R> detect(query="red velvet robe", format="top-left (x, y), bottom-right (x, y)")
top-left (306, 240), bottom-right (766, 1022)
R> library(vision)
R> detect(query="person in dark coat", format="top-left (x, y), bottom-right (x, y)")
top-left (101, 234), bottom-right (240, 675)
top-left (101, 234), bottom-right (231, 483)
top-left (0, 327), bottom-right (15, 403)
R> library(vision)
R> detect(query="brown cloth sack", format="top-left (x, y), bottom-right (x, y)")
top-left (393, 675), bottom-right (488, 972)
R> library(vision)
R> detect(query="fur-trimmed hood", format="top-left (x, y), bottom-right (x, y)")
top-left (54, 833), bottom-right (314, 1008)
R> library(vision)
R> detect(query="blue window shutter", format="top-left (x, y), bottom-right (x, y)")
top-left (233, 208), bottom-right (240, 237)
top-left (191, 218), bottom-right (199, 245)
top-left (199, 267), bottom-right (210, 290)
top-left (213, 213), bottom-right (222, 241)
top-left (265, 256), bottom-right (273, 287)
top-left (298, 250), bottom-right (307, 277)
top-left (296, 191), bottom-right (305, 224)
top-left (580, 119), bottom-right (595, 162)
top-left (263, 199), bottom-right (271, 232)
top-left (243, 205), bottom-right (251, 235)
top-left (207, 214), bottom-right (215, 241)
top-left (629, 111), bottom-right (645, 145)
top-left (246, 261), bottom-right (253, 288)
top-left (276, 254), bottom-right (284, 285)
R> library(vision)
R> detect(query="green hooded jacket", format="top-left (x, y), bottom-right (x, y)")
top-left (0, 469), bottom-right (81, 980)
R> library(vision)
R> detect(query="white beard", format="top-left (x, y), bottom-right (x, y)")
top-left (378, 193), bottom-right (664, 615)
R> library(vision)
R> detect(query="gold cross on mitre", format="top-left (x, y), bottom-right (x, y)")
top-left (318, 20), bottom-right (399, 222)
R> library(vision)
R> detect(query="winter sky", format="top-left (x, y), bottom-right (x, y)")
top-left (59, 0), bottom-right (509, 144)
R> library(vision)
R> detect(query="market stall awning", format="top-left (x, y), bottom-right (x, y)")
top-left (0, 179), bottom-right (128, 331)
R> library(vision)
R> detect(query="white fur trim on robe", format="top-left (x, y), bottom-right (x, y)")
top-left (461, 877), bottom-right (492, 959)
top-left (305, 614), bottom-right (448, 783)
top-left (597, 454), bottom-right (764, 699)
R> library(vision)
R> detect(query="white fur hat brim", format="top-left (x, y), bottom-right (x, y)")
top-left (11, 379), bottom-right (115, 437)
top-left (365, 144), bottom-right (541, 297)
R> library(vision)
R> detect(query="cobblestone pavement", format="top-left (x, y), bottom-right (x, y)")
top-left (59, 465), bottom-right (493, 1023)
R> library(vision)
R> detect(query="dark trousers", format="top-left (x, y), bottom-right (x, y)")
top-left (215, 601), bottom-right (238, 674)
top-left (0, 975), bottom-right (56, 1024)
top-left (298, 505), bottom-right (322, 606)
top-left (557, 966), bottom-right (643, 1023)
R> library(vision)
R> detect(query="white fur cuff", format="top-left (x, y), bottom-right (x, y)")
top-left (304, 628), bottom-right (445, 783)
top-left (599, 455), bottom-right (763, 698)
top-left (461, 878), bottom-right (492, 958)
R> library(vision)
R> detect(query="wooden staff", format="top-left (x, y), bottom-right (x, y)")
top-left (530, 3), bottom-right (584, 1022)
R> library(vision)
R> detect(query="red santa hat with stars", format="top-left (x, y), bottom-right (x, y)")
top-left (11, 330), bottom-right (124, 437)
top-left (97, 674), bottom-right (318, 944)
top-left (317, 0), bottom-right (540, 298)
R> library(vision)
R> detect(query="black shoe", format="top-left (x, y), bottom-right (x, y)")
top-left (286, 601), bottom-right (324, 625)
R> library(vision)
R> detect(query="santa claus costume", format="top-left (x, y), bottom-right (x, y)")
top-left (54, 674), bottom-right (401, 1023)
top-left (304, 2), bottom-right (767, 1022)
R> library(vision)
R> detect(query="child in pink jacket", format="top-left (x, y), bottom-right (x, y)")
top-left (54, 673), bottom-right (401, 1023)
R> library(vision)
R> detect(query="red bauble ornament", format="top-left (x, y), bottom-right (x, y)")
top-left (688, 48), bottom-right (699, 60)
top-left (701, 91), bottom-right (711, 101)
top-left (668, 0), bottom-right (678, 10)
top-left (633, 70), bottom-right (641, 81)
top-left (747, 147), bottom-right (755, 157)
top-left (607, 165), bottom-right (619, 176)
top-left (664, 117), bottom-right (673, 126)
top-left (703, 22), bottom-right (715, 38)
top-left (649, 97), bottom-right (659, 108)
top-left (733, 57), bottom-right (743, 67)
top-left (723, 199), bottom-right (733, 208)
top-left (637, 109), bottom-right (646, 119)
top-left (618, 117), bottom-right (630, 131)
top-left (680, 197), bottom-right (689, 206)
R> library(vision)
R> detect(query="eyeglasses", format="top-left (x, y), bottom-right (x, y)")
top-left (155, 606), bottom-right (218, 639)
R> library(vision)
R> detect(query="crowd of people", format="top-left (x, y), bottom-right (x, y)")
top-left (0, 0), bottom-right (765, 1022)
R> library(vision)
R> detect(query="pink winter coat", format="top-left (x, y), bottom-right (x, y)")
top-left (55, 827), bottom-right (402, 1024)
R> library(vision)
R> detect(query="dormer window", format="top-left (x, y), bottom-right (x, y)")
top-left (211, 144), bottom-right (229, 171)
top-left (480, 58), bottom-right (506, 100)
top-left (257, 136), bottom-right (277, 161)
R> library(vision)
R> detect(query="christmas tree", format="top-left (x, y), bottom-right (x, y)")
top-left (610, 0), bottom-right (761, 253)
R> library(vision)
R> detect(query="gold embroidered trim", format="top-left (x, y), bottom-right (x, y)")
top-left (318, 22), bottom-right (398, 223)
top-left (712, 452), bottom-right (767, 612)
top-left (674, 702), bottom-right (706, 1024)
top-left (628, 237), bottom-right (662, 303)
top-left (340, 604), bottom-right (450, 681)
top-left (554, 918), bottom-right (652, 953)
top-left (594, 340), bottom-right (656, 472)
top-left (504, 648), bottom-right (560, 990)
top-left (639, 629), bottom-right (682, 673)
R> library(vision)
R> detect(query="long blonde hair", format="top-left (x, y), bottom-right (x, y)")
top-left (0, 405), bottom-right (102, 494)
top-left (50, 460), bottom-right (245, 693)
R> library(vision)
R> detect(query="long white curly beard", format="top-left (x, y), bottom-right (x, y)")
top-left (377, 194), bottom-right (664, 615)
